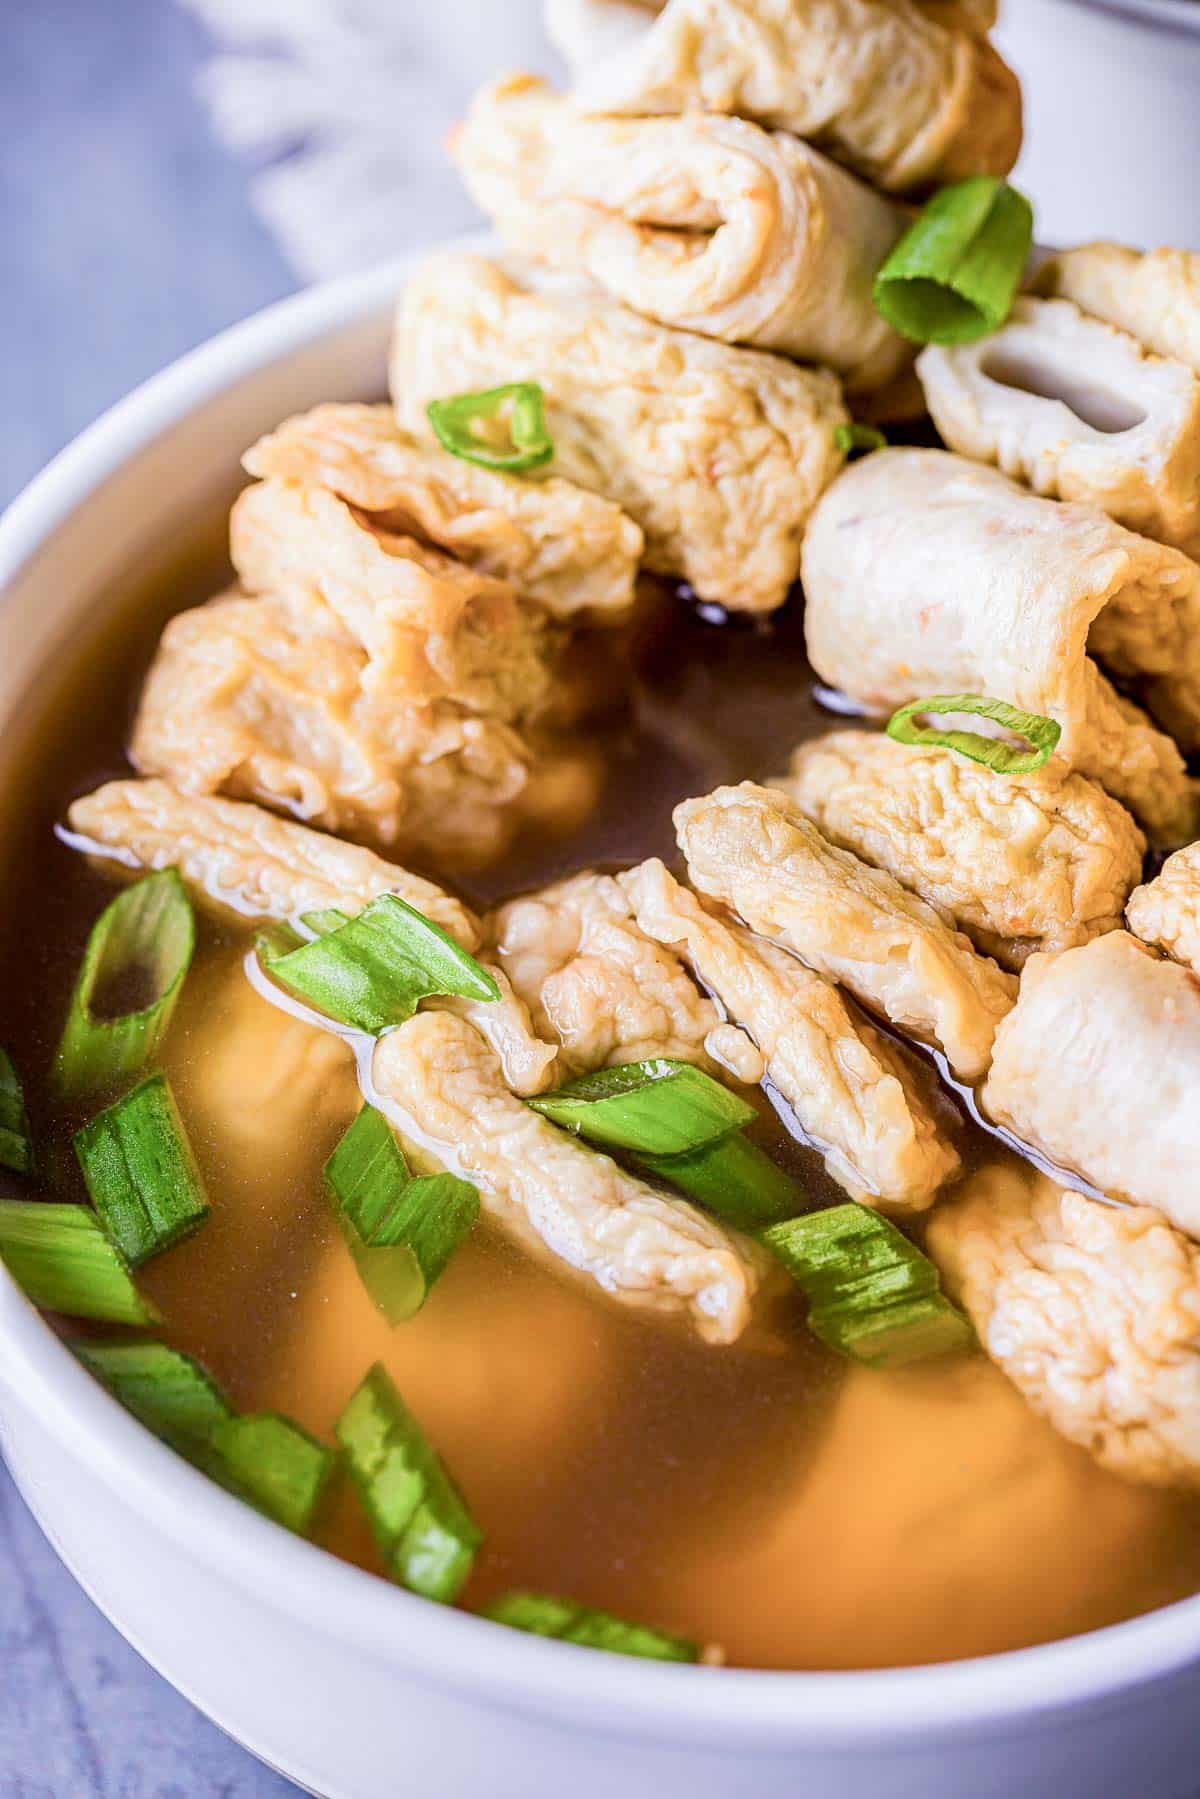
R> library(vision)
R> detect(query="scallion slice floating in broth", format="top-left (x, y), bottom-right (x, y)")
top-left (77, 1341), bottom-right (337, 1536)
top-left (74, 1073), bottom-right (210, 1267)
top-left (763, 1204), bottom-right (972, 1368)
top-left (0, 1200), bottom-right (158, 1326)
top-left (529, 1060), bottom-right (755, 1156)
top-left (324, 1105), bottom-right (479, 1323)
top-left (873, 176), bottom-right (1033, 345)
top-left (300, 907), bottom-right (351, 937)
top-left (427, 381), bottom-right (555, 473)
top-left (55, 868), bottom-right (195, 1098)
top-left (336, 1363), bottom-right (481, 1603)
top-left (484, 1591), bottom-right (701, 1663)
top-left (265, 894), bottom-right (499, 1035)
top-left (833, 422), bottom-right (887, 457)
top-left (529, 1059), bottom-right (801, 1227)
top-left (886, 694), bottom-right (1062, 774)
top-left (0, 1047), bottom-right (33, 1175)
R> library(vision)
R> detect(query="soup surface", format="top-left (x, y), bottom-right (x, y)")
top-left (4, 536), bottom-right (1200, 1671)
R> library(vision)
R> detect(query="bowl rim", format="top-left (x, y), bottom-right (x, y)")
top-left (3, 245), bottom-right (1200, 1748)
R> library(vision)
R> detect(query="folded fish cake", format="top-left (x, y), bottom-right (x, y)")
top-left (491, 869), bottom-right (762, 1082)
top-left (545, 0), bottom-right (1022, 193)
top-left (777, 729), bottom-right (1146, 969)
top-left (675, 782), bottom-right (1017, 1080)
top-left (930, 1162), bottom-right (1200, 1490)
top-left (981, 932), bottom-right (1200, 1238)
top-left (1127, 843), bottom-right (1200, 975)
top-left (1033, 242), bottom-right (1200, 376)
top-left (455, 74), bottom-right (910, 392)
top-left (393, 251), bottom-right (847, 614)
top-left (801, 448), bottom-right (1200, 842)
top-left (623, 859), bottom-right (960, 1210)
top-left (918, 298), bottom-right (1200, 557)
top-left (370, 1009), bottom-right (770, 1344)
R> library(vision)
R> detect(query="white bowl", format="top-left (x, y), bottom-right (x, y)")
top-left (3, 249), bottom-right (1200, 1799)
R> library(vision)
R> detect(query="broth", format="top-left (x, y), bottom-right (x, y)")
top-left (4, 530), bottom-right (1200, 1670)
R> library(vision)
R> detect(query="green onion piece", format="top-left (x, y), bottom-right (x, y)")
top-left (833, 422), bottom-right (887, 457)
top-left (266, 894), bottom-right (499, 1035)
top-left (484, 1591), bottom-right (700, 1662)
top-left (300, 907), bottom-right (351, 937)
top-left (76, 1341), bottom-right (336, 1534)
top-left (324, 1106), bottom-right (479, 1323)
top-left (639, 1131), bottom-right (801, 1230)
top-left (528, 1060), bottom-right (755, 1156)
top-left (55, 869), bottom-right (195, 1097)
top-left (873, 177), bottom-right (1034, 345)
top-left (207, 1413), bottom-right (338, 1537)
top-left (763, 1204), bottom-right (972, 1367)
top-left (74, 1340), bottom-right (231, 1449)
top-left (336, 1364), bottom-right (481, 1602)
top-left (0, 1047), bottom-right (33, 1175)
top-left (427, 382), bottom-right (554, 473)
top-left (0, 1200), bottom-right (157, 1325)
top-left (255, 921), bottom-right (306, 964)
top-left (74, 1074), bottom-right (210, 1267)
top-left (886, 694), bottom-right (1062, 774)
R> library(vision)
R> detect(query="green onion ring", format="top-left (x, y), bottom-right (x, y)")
top-left (0, 1047), bottom-right (34, 1175)
top-left (427, 381), bottom-right (554, 473)
top-left (833, 422), bottom-right (887, 457)
top-left (873, 177), bottom-right (1034, 346)
top-left (886, 695), bottom-right (1061, 774)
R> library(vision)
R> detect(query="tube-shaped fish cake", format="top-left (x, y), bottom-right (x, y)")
top-left (929, 1162), bottom-right (1200, 1491)
top-left (1032, 243), bottom-right (1200, 376)
top-left (918, 299), bottom-right (1200, 556)
top-left (623, 859), bottom-right (960, 1210)
top-left (454, 75), bottom-right (910, 392)
top-left (544, 0), bottom-right (1022, 193)
top-left (1127, 843), bottom-right (1200, 976)
top-left (801, 449), bottom-right (1200, 842)
top-left (981, 932), bottom-right (1200, 1238)
top-left (777, 729), bottom-right (1146, 969)
top-left (393, 251), bottom-right (847, 613)
top-left (675, 782), bottom-right (1017, 1080)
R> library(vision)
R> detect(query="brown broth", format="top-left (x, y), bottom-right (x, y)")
top-left (4, 532), bottom-right (1200, 1670)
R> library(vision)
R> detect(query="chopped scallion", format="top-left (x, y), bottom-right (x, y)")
top-left (639, 1130), bottom-right (801, 1230)
top-left (427, 382), bottom-right (554, 473)
top-left (324, 1106), bottom-right (479, 1323)
top-left (300, 907), bottom-right (351, 937)
top-left (0, 1047), bottom-right (33, 1175)
top-left (763, 1204), bottom-right (972, 1367)
top-left (336, 1364), bottom-right (481, 1602)
top-left (0, 1200), bottom-right (157, 1326)
top-left (886, 694), bottom-right (1061, 774)
top-left (483, 1591), bottom-right (700, 1662)
top-left (266, 894), bottom-right (499, 1035)
top-left (833, 422), bottom-right (887, 457)
top-left (74, 1074), bottom-right (210, 1267)
top-left (873, 176), bottom-right (1033, 345)
top-left (76, 1341), bottom-right (336, 1535)
top-left (55, 869), bottom-right (195, 1097)
top-left (255, 921), bottom-right (306, 964)
top-left (528, 1060), bottom-right (754, 1156)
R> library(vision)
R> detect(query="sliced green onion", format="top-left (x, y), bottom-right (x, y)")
top-left (833, 422), bottom-right (887, 457)
top-left (301, 907), bottom-right (352, 936)
top-left (77, 1341), bottom-right (336, 1535)
top-left (427, 382), bottom-right (554, 473)
top-left (763, 1204), bottom-right (972, 1367)
top-left (0, 1200), bottom-right (157, 1325)
top-left (336, 1363), bottom-right (481, 1602)
top-left (55, 869), bottom-right (195, 1097)
top-left (639, 1131), bottom-right (801, 1230)
top-left (266, 894), bottom-right (499, 1035)
top-left (484, 1591), bottom-right (700, 1662)
top-left (255, 921), bottom-right (306, 964)
top-left (74, 1340), bottom-right (231, 1449)
top-left (528, 1060), bottom-right (754, 1156)
top-left (0, 1047), bottom-right (33, 1175)
top-left (886, 694), bottom-right (1061, 774)
top-left (74, 1074), bottom-right (210, 1267)
top-left (207, 1413), bottom-right (338, 1537)
top-left (873, 177), bottom-right (1033, 345)
top-left (324, 1105), bottom-right (479, 1323)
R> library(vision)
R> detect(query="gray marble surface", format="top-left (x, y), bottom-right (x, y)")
top-left (0, 1), bottom-right (503, 1792)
